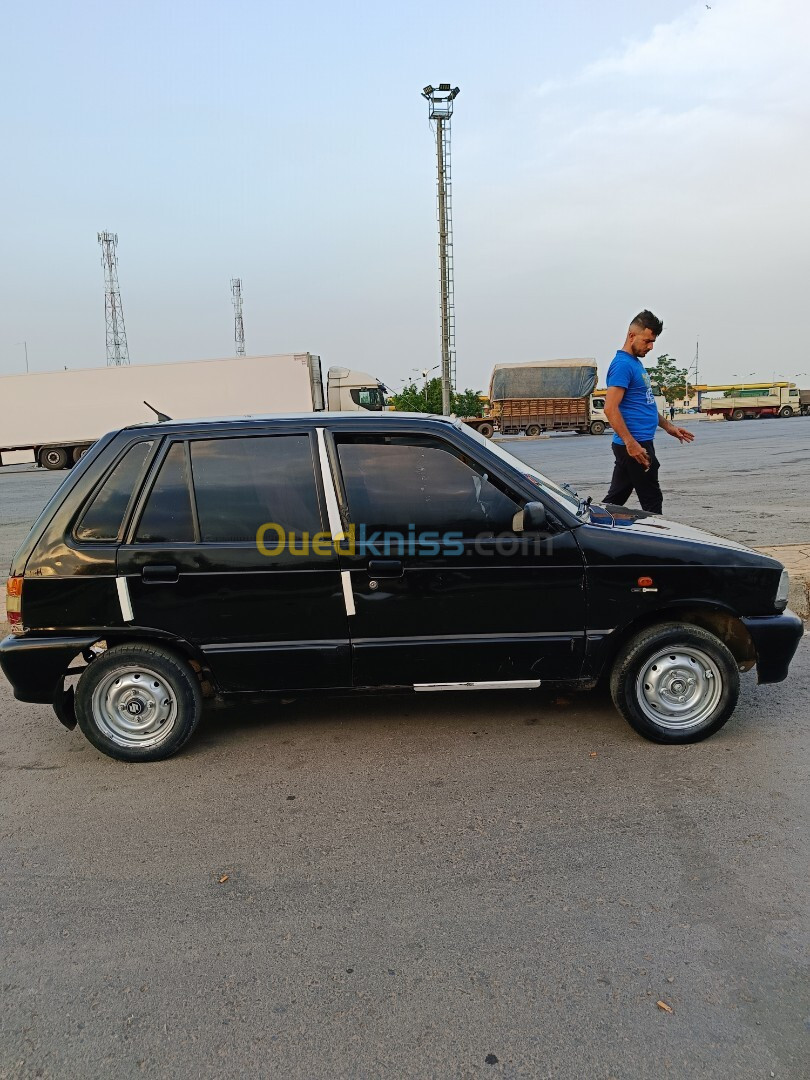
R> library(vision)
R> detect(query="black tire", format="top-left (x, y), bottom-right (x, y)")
top-left (525, 424), bottom-right (541, 437)
top-left (75, 643), bottom-right (203, 762)
top-left (731, 409), bottom-right (744, 421)
top-left (41, 446), bottom-right (69, 470)
top-left (778, 406), bottom-right (793, 418)
top-left (589, 420), bottom-right (606, 435)
top-left (477, 422), bottom-right (494, 439)
top-left (72, 445), bottom-right (90, 463)
top-left (609, 623), bottom-right (740, 744)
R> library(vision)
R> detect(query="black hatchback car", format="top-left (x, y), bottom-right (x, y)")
top-left (1, 413), bottom-right (802, 761)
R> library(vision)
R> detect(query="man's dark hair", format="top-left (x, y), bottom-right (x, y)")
top-left (630, 310), bottom-right (663, 336)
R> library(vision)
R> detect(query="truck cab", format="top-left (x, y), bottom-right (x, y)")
top-left (326, 367), bottom-right (386, 411)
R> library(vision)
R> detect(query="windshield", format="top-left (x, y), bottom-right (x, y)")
top-left (457, 421), bottom-right (583, 515)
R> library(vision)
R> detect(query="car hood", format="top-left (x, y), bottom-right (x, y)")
top-left (585, 503), bottom-right (772, 559)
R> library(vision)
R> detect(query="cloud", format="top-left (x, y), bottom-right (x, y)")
top-left (535, 0), bottom-right (810, 112)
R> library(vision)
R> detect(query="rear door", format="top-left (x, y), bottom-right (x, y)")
top-left (116, 429), bottom-right (351, 692)
top-left (328, 429), bottom-right (587, 688)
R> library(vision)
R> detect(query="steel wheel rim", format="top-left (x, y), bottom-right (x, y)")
top-left (636, 646), bottom-right (723, 730)
top-left (91, 665), bottom-right (178, 748)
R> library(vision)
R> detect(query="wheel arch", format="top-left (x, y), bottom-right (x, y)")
top-left (593, 602), bottom-right (756, 682)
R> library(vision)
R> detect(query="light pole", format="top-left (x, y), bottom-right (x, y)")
top-left (731, 371), bottom-right (755, 394)
top-left (422, 83), bottom-right (460, 417)
top-left (410, 364), bottom-right (440, 408)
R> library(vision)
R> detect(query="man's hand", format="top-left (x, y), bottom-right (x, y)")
top-left (664, 422), bottom-right (695, 444)
top-left (626, 439), bottom-right (651, 468)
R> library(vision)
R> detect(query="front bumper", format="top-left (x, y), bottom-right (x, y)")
top-left (741, 611), bottom-right (804, 683)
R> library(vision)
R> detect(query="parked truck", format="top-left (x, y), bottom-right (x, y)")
top-left (0, 353), bottom-right (385, 469)
top-left (701, 385), bottom-right (806, 421)
top-left (463, 359), bottom-right (602, 437)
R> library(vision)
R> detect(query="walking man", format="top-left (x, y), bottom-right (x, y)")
top-left (603, 310), bottom-right (695, 515)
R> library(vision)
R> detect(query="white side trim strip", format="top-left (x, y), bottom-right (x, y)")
top-left (315, 427), bottom-right (346, 542)
top-left (414, 679), bottom-right (542, 692)
top-left (341, 571), bottom-right (356, 617)
top-left (316, 428), bottom-right (355, 619)
top-left (116, 577), bottom-right (134, 623)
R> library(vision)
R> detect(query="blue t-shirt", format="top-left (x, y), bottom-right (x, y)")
top-left (606, 350), bottom-right (659, 445)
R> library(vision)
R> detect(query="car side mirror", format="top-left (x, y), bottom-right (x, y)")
top-left (513, 501), bottom-right (548, 533)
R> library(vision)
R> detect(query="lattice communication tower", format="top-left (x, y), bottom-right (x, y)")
top-left (231, 278), bottom-right (246, 356)
top-left (97, 231), bottom-right (130, 365)
top-left (421, 83), bottom-right (459, 415)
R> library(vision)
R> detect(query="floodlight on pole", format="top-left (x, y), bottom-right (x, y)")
top-left (421, 83), bottom-right (460, 416)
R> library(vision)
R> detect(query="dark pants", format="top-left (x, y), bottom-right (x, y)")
top-left (604, 440), bottom-right (663, 514)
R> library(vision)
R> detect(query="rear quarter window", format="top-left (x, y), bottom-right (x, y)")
top-left (74, 441), bottom-right (154, 541)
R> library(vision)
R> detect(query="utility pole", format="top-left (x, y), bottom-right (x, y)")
top-left (97, 232), bottom-right (130, 365)
top-left (231, 278), bottom-right (246, 356)
top-left (422, 84), bottom-right (460, 416)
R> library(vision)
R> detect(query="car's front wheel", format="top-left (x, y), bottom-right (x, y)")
top-left (610, 623), bottom-right (740, 743)
top-left (75, 643), bottom-right (202, 761)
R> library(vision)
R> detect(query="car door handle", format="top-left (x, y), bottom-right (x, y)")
top-left (141, 564), bottom-right (179, 584)
top-left (367, 559), bottom-right (403, 578)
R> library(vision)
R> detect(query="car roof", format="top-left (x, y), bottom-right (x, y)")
top-left (120, 411), bottom-right (462, 436)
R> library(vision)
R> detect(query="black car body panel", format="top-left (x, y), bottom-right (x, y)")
top-left (0, 414), bottom-right (803, 719)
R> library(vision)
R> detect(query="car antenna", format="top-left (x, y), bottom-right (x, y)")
top-left (143, 401), bottom-right (173, 422)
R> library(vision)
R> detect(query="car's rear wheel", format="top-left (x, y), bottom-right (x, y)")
top-left (476, 422), bottom-right (494, 438)
top-left (75, 643), bottom-right (202, 762)
top-left (731, 409), bottom-right (745, 421)
top-left (525, 424), bottom-right (541, 437)
top-left (609, 623), bottom-right (740, 743)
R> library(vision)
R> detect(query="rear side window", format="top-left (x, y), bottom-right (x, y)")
top-left (74, 441), bottom-right (153, 541)
top-left (190, 435), bottom-right (322, 542)
top-left (135, 443), bottom-right (195, 543)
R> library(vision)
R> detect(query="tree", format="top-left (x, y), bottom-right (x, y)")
top-left (645, 353), bottom-right (688, 404)
top-left (388, 378), bottom-right (484, 417)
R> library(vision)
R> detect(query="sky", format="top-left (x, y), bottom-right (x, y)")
top-left (1, 0), bottom-right (809, 391)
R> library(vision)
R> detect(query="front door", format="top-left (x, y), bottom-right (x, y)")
top-left (328, 430), bottom-right (586, 688)
top-left (116, 430), bottom-right (351, 692)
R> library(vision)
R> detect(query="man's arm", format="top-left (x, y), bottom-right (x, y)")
top-left (657, 412), bottom-right (696, 444)
top-left (604, 386), bottom-right (651, 467)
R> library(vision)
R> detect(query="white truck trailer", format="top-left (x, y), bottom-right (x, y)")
top-left (0, 353), bottom-right (385, 470)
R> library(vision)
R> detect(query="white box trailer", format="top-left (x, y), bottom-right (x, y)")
top-left (0, 353), bottom-right (385, 469)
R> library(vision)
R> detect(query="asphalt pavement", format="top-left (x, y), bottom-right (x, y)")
top-left (1, 644), bottom-right (808, 1079)
top-left (498, 414), bottom-right (810, 549)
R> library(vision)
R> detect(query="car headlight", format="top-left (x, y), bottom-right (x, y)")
top-left (775, 568), bottom-right (789, 610)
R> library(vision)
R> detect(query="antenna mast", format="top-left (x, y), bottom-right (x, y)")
top-left (422, 83), bottom-right (460, 415)
top-left (231, 278), bottom-right (246, 356)
top-left (97, 232), bottom-right (130, 365)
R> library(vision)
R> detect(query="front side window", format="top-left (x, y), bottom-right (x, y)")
top-left (190, 435), bottom-right (322, 542)
top-left (336, 435), bottom-right (520, 535)
top-left (135, 443), bottom-right (195, 543)
top-left (74, 441), bottom-right (153, 541)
